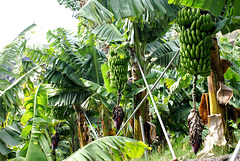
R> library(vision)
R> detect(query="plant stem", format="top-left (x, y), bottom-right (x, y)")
top-left (193, 75), bottom-right (197, 109)
top-left (117, 89), bottom-right (121, 106)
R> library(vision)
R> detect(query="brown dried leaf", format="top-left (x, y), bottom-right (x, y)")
top-left (108, 129), bottom-right (116, 136)
top-left (198, 114), bottom-right (227, 158)
top-left (217, 82), bottom-right (233, 105)
top-left (147, 121), bottom-right (157, 143)
top-left (199, 94), bottom-right (209, 125)
top-left (220, 59), bottom-right (232, 74)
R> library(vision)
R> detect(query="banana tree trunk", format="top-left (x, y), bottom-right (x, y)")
top-left (206, 35), bottom-right (232, 143)
top-left (208, 36), bottom-right (232, 117)
top-left (207, 71), bottom-right (218, 115)
top-left (132, 22), bottom-right (149, 141)
top-left (197, 35), bottom-right (235, 156)
top-left (100, 105), bottom-right (111, 136)
top-left (73, 104), bottom-right (85, 148)
top-left (132, 62), bottom-right (149, 140)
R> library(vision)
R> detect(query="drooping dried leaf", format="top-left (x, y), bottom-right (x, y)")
top-left (198, 114), bottom-right (227, 158)
top-left (220, 59), bottom-right (232, 74)
top-left (217, 81), bottom-right (233, 105)
top-left (188, 109), bottom-right (204, 154)
top-left (199, 94), bottom-right (209, 125)
top-left (83, 121), bottom-right (94, 144)
top-left (108, 128), bottom-right (116, 136)
top-left (147, 121), bottom-right (157, 143)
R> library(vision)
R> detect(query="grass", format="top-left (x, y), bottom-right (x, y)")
top-left (134, 135), bottom-right (232, 161)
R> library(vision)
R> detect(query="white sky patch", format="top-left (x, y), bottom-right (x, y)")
top-left (0, 0), bottom-right (78, 49)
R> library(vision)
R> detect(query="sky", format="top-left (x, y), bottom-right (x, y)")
top-left (0, 0), bottom-right (79, 49)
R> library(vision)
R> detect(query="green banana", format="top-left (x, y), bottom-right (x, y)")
top-left (197, 36), bottom-right (201, 43)
top-left (185, 50), bottom-right (191, 58)
top-left (189, 67), bottom-right (197, 75)
top-left (201, 64), bottom-right (206, 72)
top-left (177, 7), bottom-right (214, 76)
top-left (190, 20), bottom-right (196, 30)
top-left (187, 8), bottom-right (191, 17)
top-left (196, 19), bottom-right (201, 30)
top-left (196, 30), bottom-right (200, 36)
top-left (194, 59), bottom-right (198, 69)
top-left (199, 59), bottom-right (203, 69)
top-left (200, 51), bottom-right (205, 59)
top-left (196, 9), bottom-right (200, 19)
top-left (189, 15), bottom-right (193, 24)
top-left (197, 65), bottom-right (202, 73)
top-left (195, 49), bottom-right (200, 59)
top-left (192, 8), bottom-right (196, 16)
top-left (189, 35), bottom-right (193, 44)
top-left (190, 49), bottom-right (195, 58)
top-left (187, 44), bottom-right (191, 53)
top-left (198, 40), bottom-right (203, 46)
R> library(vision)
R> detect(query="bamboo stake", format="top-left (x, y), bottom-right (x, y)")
top-left (230, 139), bottom-right (240, 161)
top-left (116, 50), bottom-right (179, 136)
top-left (135, 54), bottom-right (177, 160)
top-left (83, 111), bottom-right (99, 139)
top-left (81, 100), bottom-right (99, 139)
top-left (139, 116), bottom-right (148, 161)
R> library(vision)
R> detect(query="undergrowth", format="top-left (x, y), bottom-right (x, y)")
top-left (135, 135), bottom-right (233, 161)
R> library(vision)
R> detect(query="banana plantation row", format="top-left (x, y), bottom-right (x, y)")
top-left (0, 0), bottom-right (240, 160)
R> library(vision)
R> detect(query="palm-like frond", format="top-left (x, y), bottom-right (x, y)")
top-left (77, 0), bottom-right (178, 22)
top-left (25, 47), bottom-right (84, 87)
top-left (0, 66), bottom-right (41, 121)
top-left (64, 136), bottom-right (151, 161)
top-left (106, 0), bottom-right (178, 19)
top-left (57, 0), bottom-right (81, 11)
top-left (0, 24), bottom-right (39, 122)
top-left (0, 123), bottom-right (22, 155)
top-left (22, 84), bottom-right (52, 161)
top-left (16, 23), bottom-right (37, 40)
top-left (26, 28), bottom-right (107, 111)
top-left (147, 40), bottom-right (180, 67)
top-left (76, 0), bottom-right (178, 24)
top-left (92, 24), bottom-right (125, 42)
top-left (81, 78), bottom-right (116, 99)
top-left (81, 46), bottom-right (106, 84)
top-left (49, 91), bottom-right (90, 107)
top-left (1, 23), bottom-right (36, 74)
top-left (76, 0), bottom-right (113, 25)
top-left (168, 0), bottom-right (240, 18)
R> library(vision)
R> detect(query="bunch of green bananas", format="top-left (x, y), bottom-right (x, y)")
top-left (177, 7), bottom-right (214, 77)
top-left (108, 48), bottom-right (129, 90)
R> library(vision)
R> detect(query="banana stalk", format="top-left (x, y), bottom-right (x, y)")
top-left (188, 75), bottom-right (204, 154)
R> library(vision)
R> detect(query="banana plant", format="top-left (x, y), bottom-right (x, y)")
top-left (0, 23), bottom-right (39, 124)
top-left (70, 0), bottom-right (180, 141)
top-left (11, 84), bottom-right (55, 161)
top-left (25, 27), bottom-right (114, 151)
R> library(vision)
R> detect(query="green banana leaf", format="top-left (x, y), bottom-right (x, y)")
top-left (21, 84), bottom-right (52, 161)
top-left (64, 136), bottom-right (151, 161)
top-left (77, 0), bottom-right (178, 23)
top-left (0, 124), bottom-right (22, 155)
top-left (92, 24), bottom-right (125, 42)
top-left (168, 0), bottom-right (239, 17)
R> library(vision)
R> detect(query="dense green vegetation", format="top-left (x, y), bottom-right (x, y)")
top-left (0, 0), bottom-right (240, 160)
